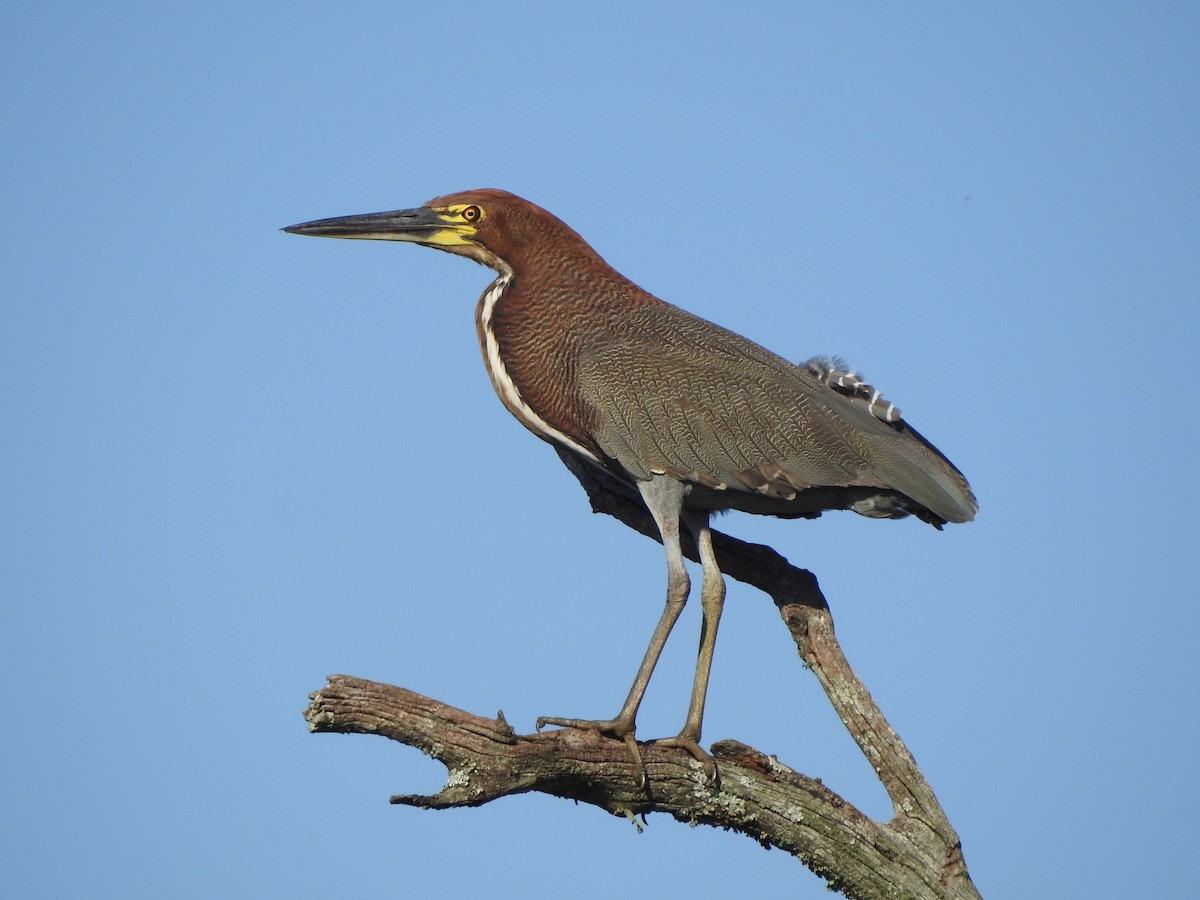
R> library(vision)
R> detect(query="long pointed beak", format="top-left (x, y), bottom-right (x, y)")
top-left (282, 207), bottom-right (445, 242)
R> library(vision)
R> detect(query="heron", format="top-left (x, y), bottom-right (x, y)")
top-left (284, 189), bottom-right (976, 782)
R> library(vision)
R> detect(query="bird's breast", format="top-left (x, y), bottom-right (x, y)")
top-left (475, 275), bottom-right (602, 463)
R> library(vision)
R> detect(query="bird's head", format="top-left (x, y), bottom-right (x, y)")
top-left (283, 188), bottom-right (598, 275)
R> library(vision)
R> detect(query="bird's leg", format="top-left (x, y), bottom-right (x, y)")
top-left (651, 510), bottom-right (724, 782)
top-left (537, 476), bottom-right (691, 786)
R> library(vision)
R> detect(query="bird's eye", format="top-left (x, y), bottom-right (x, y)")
top-left (461, 205), bottom-right (482, 223)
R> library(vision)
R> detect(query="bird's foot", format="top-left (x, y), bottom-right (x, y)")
top-left (536, 715), bottom-right (647, 787)
top-left (652, 734), bottom-right (719, 785)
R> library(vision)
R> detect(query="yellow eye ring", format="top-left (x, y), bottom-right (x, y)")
top-left (461, 205), bottom-right (482, 223)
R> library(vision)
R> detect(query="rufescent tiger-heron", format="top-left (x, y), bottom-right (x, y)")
top-left (284, 189), bottom-right (976, 783)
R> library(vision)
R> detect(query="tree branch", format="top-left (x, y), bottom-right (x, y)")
top-left (304, 450), bottom-right (980, 899)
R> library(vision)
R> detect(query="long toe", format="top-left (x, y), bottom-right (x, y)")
top-left (653, 735), bottom-right (718, 784)
top-left (535, 715), bottom-right (633, 740)
top-left (535, 715), bottom-right (647, 787)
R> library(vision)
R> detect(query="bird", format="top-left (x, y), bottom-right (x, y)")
top-left (283, 189), bottom-right (976, 783)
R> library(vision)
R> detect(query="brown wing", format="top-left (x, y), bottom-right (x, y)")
top-left (575, 302), bottom-right (976, 524)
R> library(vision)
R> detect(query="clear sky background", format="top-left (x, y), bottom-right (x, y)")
top-left (3, 3), bottom-right (1197, 898)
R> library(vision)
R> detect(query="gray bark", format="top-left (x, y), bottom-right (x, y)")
top-left (304, 450), bottom-right (981, 900)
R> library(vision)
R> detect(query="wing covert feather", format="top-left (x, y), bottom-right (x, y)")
top-left (574, 303), bottom-right (976, 523)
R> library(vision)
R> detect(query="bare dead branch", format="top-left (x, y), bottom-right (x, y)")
top-left (303, 450), bottom-right (980, 899)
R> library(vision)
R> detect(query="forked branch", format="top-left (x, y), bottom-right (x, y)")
top-left (304, 450), bottom-right (980, 900)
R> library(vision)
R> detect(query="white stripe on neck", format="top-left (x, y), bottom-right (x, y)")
top-left (479, 274), bottom-right (600, 463)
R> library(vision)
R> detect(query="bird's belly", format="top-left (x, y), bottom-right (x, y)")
top-left (684, 481), bottom-right (910, 521)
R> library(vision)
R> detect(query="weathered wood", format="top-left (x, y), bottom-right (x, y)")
top-left (304, 451), bottom-right (980, 899)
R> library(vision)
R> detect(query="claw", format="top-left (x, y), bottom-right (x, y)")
top-left (653, 735), bottom-right (719, 785)
top-left (534, 715), bottom-right (648, 787)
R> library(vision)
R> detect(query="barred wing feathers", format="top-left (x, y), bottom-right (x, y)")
top-left (576, 304), bottom-right (976, 526)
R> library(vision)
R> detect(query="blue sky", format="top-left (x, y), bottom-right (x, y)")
top-left (3, 3), bottom-right (1197, 897)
